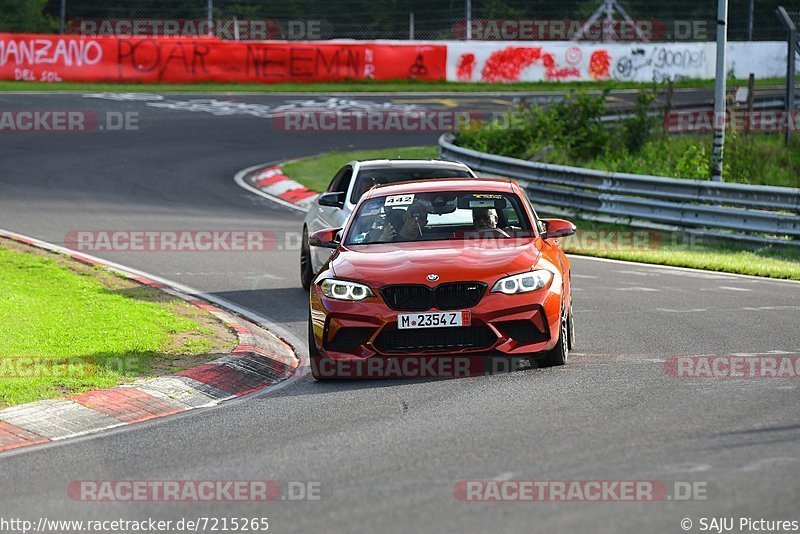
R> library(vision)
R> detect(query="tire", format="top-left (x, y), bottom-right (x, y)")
top-left (567, 299), bottom-right (576, 351)
top-left (540, 304), bottom-right (569, 367)
top-left (308, 310), bottom-right (329, 381)
top-left (300, 226), bottom-right (314, 291)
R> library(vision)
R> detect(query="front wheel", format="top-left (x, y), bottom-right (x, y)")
top-left (567, 299), bottom-right (576, 351)
top-left (308, 310), bottom-right (329, 381)
top-left (540, 305), bottom-right (569, 367)
top-left (300, 227), bottom-right (314, 291)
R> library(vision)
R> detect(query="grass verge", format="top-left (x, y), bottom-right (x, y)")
top-left (0, 78), bottom-right (785, 93)
top-left (279, 147), bottom-right (800, 281)
top-left (557, 217), bottom-right (800, 281)
top-left (0, 238), bottom-right (237, 408)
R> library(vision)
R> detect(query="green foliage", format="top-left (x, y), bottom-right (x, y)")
top-left (457, 91), bottom-right (610, 162)
top-left (675, 143), bottom-right (710, 179)
top-left (458, 88), bottom-right (800, 188)
top-left (620, 89), bottom-right (658, 153)
top-left (0, 0), bottom-right (54, 32)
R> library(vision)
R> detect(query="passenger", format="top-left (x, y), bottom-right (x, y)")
top-left (472, 207), bottom-right (511, 237)
top-left (472, 208), bottom-right (499, 230)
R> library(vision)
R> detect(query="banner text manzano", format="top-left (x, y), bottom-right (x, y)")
top-left (0, 34), bottom-right (447, 83)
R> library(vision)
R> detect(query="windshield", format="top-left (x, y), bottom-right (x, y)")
top-left (350, 166), bottom-right (472, 204)
top-left (344, 190), bottom-right (533, 246)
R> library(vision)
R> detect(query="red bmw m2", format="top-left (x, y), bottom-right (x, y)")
top-left (307, 178), bottom-right (576, 380)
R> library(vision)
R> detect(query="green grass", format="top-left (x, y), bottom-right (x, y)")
top-left (558, 217), bottom-right (800, 280)
top-left (280, 147), bottom-right (800, 280)
top-left (544, 133), bottom-right (800, 188)
top-left (0, 77), bottom-right (785, 93)
top-left (282, 145), bottom-right (438, 191)
top-left (0, 242), bottom-right (233, 407)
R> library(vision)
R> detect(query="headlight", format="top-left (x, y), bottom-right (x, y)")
top-left (491, 270), bottom-right (553, 294)
top-left (320, 279), bottom-right (375, 301)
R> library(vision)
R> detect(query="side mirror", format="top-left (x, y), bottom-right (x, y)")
top-left (540, 218), bottom-right (576, 239)
top-left (309, 228), bottom-right (342, 249)
top-left (318, 191), bottom-right (345, 208)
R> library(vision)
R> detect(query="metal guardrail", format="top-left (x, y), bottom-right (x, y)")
top-left (438, 133), bottom-right (800, 247)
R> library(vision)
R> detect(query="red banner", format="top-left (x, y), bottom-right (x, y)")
top-left (0, 34), bottom-right (446, 83)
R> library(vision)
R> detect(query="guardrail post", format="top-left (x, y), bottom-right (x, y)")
top-left (711, 0), bottom-right (729, 182)
top-left (207, 0), bottom-right (214, 37)
top-left (777, 7), bottom-right (797, 146)
top-left (59, 0), bottom-right (66, 34)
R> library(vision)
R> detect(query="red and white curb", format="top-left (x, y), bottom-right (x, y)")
top-left (234, 161), bottom-right (316, 213)
top-left (0, 228), bottom-right (302, 453)
top-left (236, 162), bottom-right (318, 212)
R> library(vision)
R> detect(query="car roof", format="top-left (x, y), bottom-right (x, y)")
top-left (363, 178), bottom-right (514, 199)
top-left (355, 159), bottom-right (471, 170)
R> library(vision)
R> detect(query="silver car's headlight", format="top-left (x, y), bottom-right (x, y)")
top-left (491, 270), bottom-right (553, 295)
top-left (320, 279), bottom-right (375, 301)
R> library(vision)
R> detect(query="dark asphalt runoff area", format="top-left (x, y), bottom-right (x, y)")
top-left (0, 91), bottom-right (798, 534)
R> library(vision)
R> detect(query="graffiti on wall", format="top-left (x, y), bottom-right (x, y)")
top-left (455, 46), bottom-right (581, 82)
top-left (613, 46), bottom-right (707, 82)
top-left (0, 35), bottom-right (785, 85)
top-left (447, 42), bottom-right (722, 83)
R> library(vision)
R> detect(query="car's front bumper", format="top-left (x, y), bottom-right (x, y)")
top-left (310, 281), bottom-right (563, 362)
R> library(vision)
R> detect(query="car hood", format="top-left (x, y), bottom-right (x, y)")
top-left (331, 239), bottom-right (542, 285)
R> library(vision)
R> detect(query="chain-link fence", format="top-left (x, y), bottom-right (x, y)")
top-left (2, 0), bottom-right (800, 40)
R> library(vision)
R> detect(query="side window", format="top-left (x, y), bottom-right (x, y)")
top-left (503, 205), bottom-right (520, 226)
top-left (327, 166), bottom-right (353, 194)
top-left (519, 189), bottom-right (543, 233)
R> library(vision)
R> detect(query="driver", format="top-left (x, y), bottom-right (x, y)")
top-left (372, 201), bottom-right (429, 242)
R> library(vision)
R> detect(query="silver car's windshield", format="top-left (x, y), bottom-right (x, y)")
top-left (350, 167), bottom-right (472, 204)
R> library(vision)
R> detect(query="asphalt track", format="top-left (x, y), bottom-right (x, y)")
top-left (0, 90), bottom-right (799, 534)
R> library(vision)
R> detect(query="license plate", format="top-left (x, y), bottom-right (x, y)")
top-left (397, 311), bottom-right (470, 330)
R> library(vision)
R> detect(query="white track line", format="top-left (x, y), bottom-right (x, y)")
top-left (570, 254), bottom-right (800, 286)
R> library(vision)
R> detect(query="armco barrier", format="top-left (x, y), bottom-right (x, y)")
top-left (438, 133), bottom-right (800, 247)
top-left (0, 34), bottom-right (790, 84)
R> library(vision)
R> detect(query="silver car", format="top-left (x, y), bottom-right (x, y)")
top-left (300, 159), bottom-right (476, 289)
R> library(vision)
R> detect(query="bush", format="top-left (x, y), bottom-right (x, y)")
top-left (457, 90), bottom-right (611, 162)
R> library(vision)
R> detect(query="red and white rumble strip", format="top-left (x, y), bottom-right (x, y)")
top-left (0, 229), bottom-right (300, 453)
top-left (249, 165), bottom-right (318, 210)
